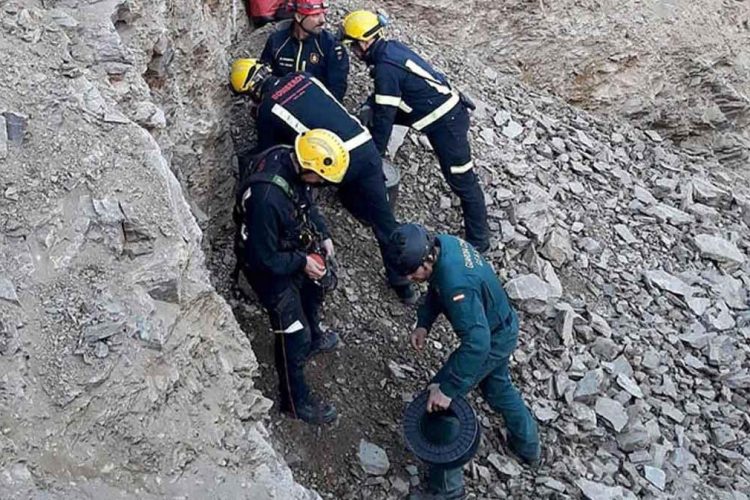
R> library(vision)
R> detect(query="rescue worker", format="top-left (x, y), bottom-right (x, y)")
top-left (230, 58), bottom-right (418, 304)
top-left (236, 128), bottom-right (349, 425)
top-left (339, 11), bottom-right (490, 253)
top-left (260, 0), bottom-right (349, 101)
top-left (388, 223), bottom-right (540, 498)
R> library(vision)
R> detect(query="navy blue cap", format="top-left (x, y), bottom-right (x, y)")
top-left (388, 223), bottom-right (433, 276)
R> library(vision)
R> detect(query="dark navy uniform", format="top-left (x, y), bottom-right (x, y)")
top-left (237, 146), bottom-right (329, 413)
top-left (254, 71), bottom-right (406, 289)
top-left (260, 23), bottom-right (349, 101)
top-left (417, 234), bottom-right (540, 495)
top-left (364, 39), bottom-right (489, 252)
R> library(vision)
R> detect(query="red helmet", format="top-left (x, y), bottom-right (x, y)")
top-left (287, 0), bottom-right (328, 15)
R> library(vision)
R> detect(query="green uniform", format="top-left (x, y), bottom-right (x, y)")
top-left (416, 235), bottom-right (539, 497)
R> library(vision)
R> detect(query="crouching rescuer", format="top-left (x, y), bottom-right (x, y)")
top-left (387, 224), bottom-right (541, 498)
top-left (234, 128), bottom-right (349, 425)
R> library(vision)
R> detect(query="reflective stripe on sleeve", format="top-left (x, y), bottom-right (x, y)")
top-left (375, 94), bottom-right (413, 113)
top-left (375, 94), bottom-right (402, 107)
top-left (343, 130), bottom-right (372, 151)
top-left (271, 104), bottom-right (310, 134)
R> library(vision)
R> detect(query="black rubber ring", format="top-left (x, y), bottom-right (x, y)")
top-left (403, 390), bottom-right (481, 468)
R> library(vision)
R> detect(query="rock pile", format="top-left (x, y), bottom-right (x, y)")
top-left (222, 3), bottom-right (749, 498)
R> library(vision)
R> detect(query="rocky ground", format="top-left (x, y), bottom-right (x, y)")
top-left (1, 0), bottom-right (749, 498)
top-left (384, 0), bottom-right (750, 169)
top-left (207, 1), bottom-right (750, 499)
top-left (0, 0), bottom-right (315, 498)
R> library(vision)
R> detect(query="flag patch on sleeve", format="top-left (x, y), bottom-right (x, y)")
top-left (452, 293), bottom-right (465, 302)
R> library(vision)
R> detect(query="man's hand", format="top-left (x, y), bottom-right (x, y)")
top-left (321, 238), bottom-right (335, 259)
top-left (411, 327), bottom-right (428, 351)
top-left (304, 255), bottom-right (326, 280)
top-left (426, 383), bottom-right (452, 413)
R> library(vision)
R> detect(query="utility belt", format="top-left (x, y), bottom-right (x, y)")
top-left (299, 226), bottom-right (338, 293)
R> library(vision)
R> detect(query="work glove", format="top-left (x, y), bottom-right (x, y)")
top-left (358, 103), bottom-right (374, 128)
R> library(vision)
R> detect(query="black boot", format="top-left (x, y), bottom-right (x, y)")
top-left (308, 330), bottom-right (340, 358)
top-left (282, 397), bottom-right (337, 425)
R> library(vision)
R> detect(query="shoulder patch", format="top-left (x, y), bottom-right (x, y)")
top-left (452, 293), bottom-right (465, 302)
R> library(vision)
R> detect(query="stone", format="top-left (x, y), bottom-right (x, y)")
top-left (616, 374), bottom-right (643, 399)
top-left (590, 313), bottom-right (613, 337)
top-left (617, 428), bottom-right (650, 452)
top-left (712, 425), bottom-right (737, 447)
top-left (686, 296), bottom-right (711, 316)
top-left (94, 341), bottom-right (109, 358)
top-left (661, 403), bottom-right (685, 424)
top-left (709, 301), bottom-right (736, 331)
top-left (614, 224), bottom-right (638, 244)
top-left (391, 476), bottom-right (410, 496)
top-left (532, 401), bottom-right (559, 422)
top-left (387, 360), bottom-right (406, 379)
top-left (0, 115), bottom-right (7, 159)
top-left (487, 453), bottom-right (522, 477)
top-left (609, 356), bottom-right (634, 377)
top-left (683, 354), bottom-right (706, 370)
top-left (595, 397), bottom-right (629, 432)
top-left (633, 185), bottom-right (657, 205)
top-left (570, 402), bottom-right (598, 430)
top-left (643, 465), bottom-right (666, 491)
top-left (642, 270), bottom-right (692, 296)
top-left (708, 335), bottom-right (736, 366)
top-left (479, 127), bottom-right (496, 144)
top-left (644, 203), bottom-right (695, 225)
top-left (592, 338), bottom-right (621, 361)
top-left (693, 234), bottom-right (745, 264)
top-left (540, 228), bottom-right (573, 267)
top-left (0, 276), bottom-right (20, 305)
top-left (692, 178), bottom-right (731, 207)
top-left (358, 440), bottom-right (390, 476)
top-left (502, 120), bottom-right (524, 139)
top-left (3, 111), bottom-right (27, 145)
top-left (439, 196), bottom-right (452, 210)
top-left (132, 101), bottom-right (167, 130)
top-left (555, 303), bottom-right (579, 346)
top-left (551, 137), bottom-right (566, 153)
top-left (493, 110), bottom-right (511, 126)
top-left (505, 274), bottom-right (551, 313)
top-left (576, 478), bottom-right (637, 500)
top-left (644, 130), bottom-right (663, 142)
top-left (574, 369), bottom-right (605, 401)
top-left (706, 273), bottom-right (746, 310)
top-left (641, 350), bottom-right (661, 370)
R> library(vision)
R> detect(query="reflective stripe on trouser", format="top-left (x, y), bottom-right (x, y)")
top-left (432, 323), bottom-right (540, 462)
top-left (425, 106), bottom-right (489, 251)
top-left (249, 275), bottom-right (325, 411)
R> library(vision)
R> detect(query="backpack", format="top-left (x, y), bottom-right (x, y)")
top-left (233, 145), bottom-right (299, 279)
top-left (232, 145), bottom-right (337, 292)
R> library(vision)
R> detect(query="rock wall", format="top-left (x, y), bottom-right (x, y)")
top-left (386, 0), bottom-right (750, 169)
top-left (0, 0), bottom-right (315, 497)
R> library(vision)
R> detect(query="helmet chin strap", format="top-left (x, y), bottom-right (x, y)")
top-left (295, 15), bottom-right (319, 36)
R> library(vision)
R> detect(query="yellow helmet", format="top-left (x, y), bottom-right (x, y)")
top-left (339, 10), bottom-right (385, 44)
top-left (294, 129), bottom-right (349, 184)
top-left (230, 58), bottom-right (271, 99)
